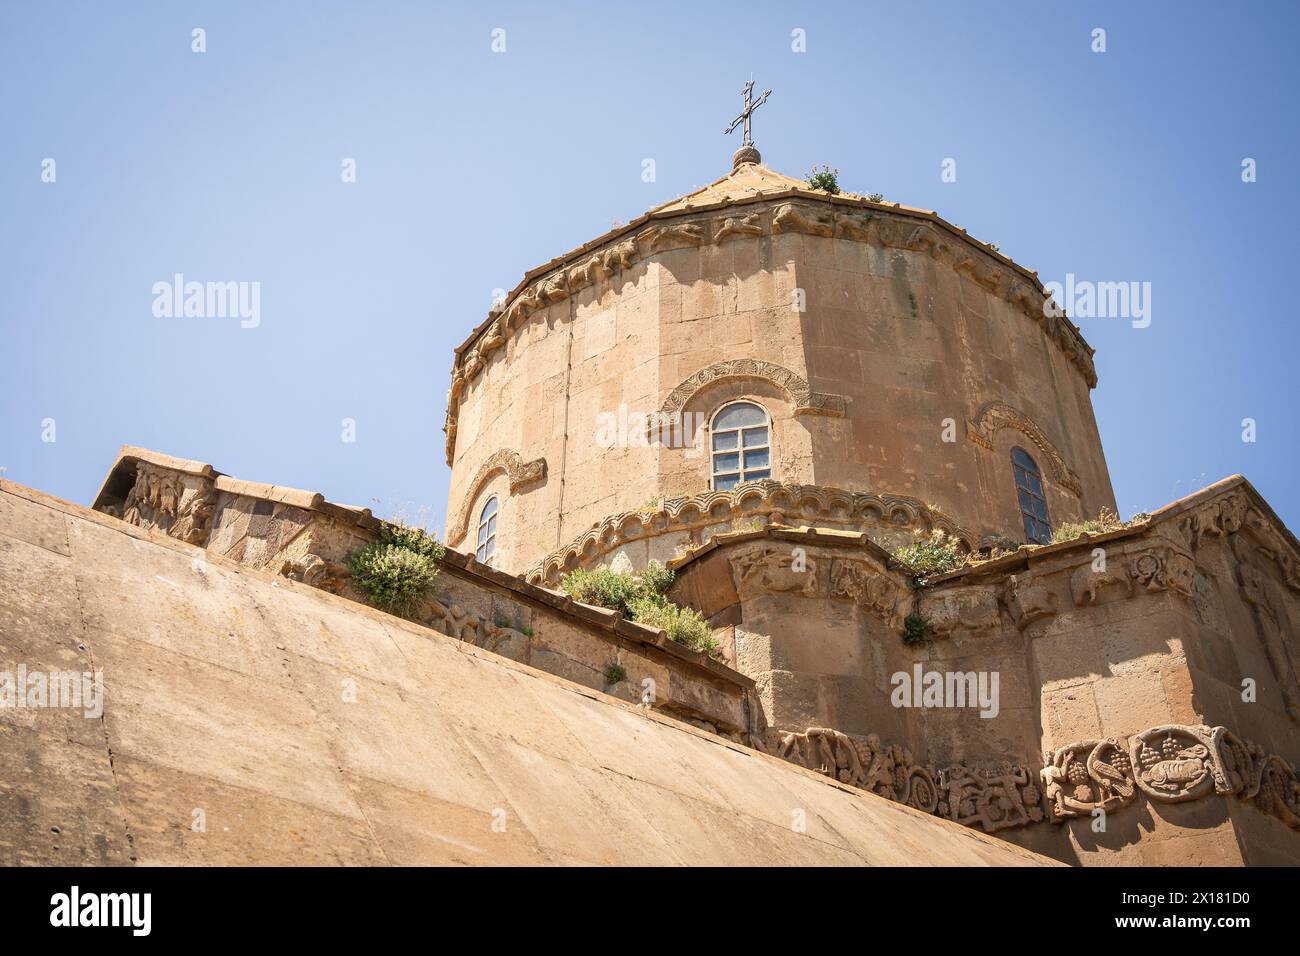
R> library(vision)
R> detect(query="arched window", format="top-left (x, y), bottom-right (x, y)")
top-left (475, 496), bottom-right (498, 565)
top-left (1011, 447), bottom-right (1051, 544)
top-left (711, 401), bottom-right (771, 491)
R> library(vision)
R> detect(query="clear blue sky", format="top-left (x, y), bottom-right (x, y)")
top-left (2, 1), bottom-right (1297, 535)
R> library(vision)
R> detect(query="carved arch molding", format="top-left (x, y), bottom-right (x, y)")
top-left (659, 359), bottom-right (847, 419)
top-left (966, 401), bottom-right (1083, 497)
top-left (447, 449), bottom-right (546, 546)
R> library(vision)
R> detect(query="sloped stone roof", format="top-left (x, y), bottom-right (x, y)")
top-left (0, 477), bottom-right (1056, 866)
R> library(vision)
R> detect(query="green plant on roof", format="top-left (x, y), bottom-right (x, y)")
top-left (890, 530), bottom-right (966, 582)
top-left (346, 521), bottom-right (445, 618)
top-left (1050, 507), bottom-right (1144, 544)
top-left (561, 560), bottom-right (717, 655)
top-left (805, 164), bottom-right (840, 194)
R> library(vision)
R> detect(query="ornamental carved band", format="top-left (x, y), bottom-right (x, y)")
top-left (759, 723), bottom-right (1300, 834)
top-left (446, 449), bottom-right (547, 546)
top-left (659, 359), bottom-right (847, 418)
top-left (966, 400), bottom-right (1083, 497)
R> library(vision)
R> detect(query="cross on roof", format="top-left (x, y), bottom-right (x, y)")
top-left (724, 79), bottom-right (771, 148)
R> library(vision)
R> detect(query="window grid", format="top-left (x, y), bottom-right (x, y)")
top-left (1011, 447), bottom-right (1051, 545)
top-left (711, 402), bottom-right (771, 491)
top-left (475, 497), bottom-right (498, 565)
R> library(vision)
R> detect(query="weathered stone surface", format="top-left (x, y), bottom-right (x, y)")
top-left (0, 480), bottom-right (1052, 866)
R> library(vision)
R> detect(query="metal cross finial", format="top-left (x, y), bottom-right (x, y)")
top-left (724, 79), bottom-right (771, 148)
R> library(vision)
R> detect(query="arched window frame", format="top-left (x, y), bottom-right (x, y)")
top-left (1011, 447), bottom-right (1052, 545)
top-left (709, 400), bottom-right (772, 491)
top-left (475, 496), bottom-right (498, 565)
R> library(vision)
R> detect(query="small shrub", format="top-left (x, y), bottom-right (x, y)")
top-left (903, 613), bottom-right (932, 646)
top-left (628, 597), bottom-right (718, 654)
top-left (347, 522), bottom-right (444, 618)
top-left (604, 663), bottom-right (627, 685)
top-left (561, 560), bottom-right (717, 655)
top-left (639, 560), bottom-right (675, 596)
top-left (806, 164), bottom-right (840, 194)
top-left (1050, 508), bottom-right (1133, 544)
top-left (560, 566), bottom-right (643, 616)
top-left (890, 530), bottom-right (966, 580)
top-left (866, 192), bottom-right (885, 203)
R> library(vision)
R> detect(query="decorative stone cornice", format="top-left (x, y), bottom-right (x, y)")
top-left (757, 723), bottom-right (1300, 835)
top-left (443, 186), bottom-right (1098, 464)
top-left (525, 479), bottom-right (974, 587)
top-left (966, 400), bottom-right (1083, 497)
top-left (660, 359), bottom-right (847, 418)
top-left (446, 449), bottom-right (547, 546)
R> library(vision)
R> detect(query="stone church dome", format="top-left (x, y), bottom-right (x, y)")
top-left (443, 154), bottom-right (1114, 580)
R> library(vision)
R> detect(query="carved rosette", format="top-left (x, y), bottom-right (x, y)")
top-left (1129, 725), bottom-right (1217, 803)
top-left (1130, 547), bottom-right (1194, 597)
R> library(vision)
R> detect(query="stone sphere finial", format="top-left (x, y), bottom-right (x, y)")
top-left (732, 145), bottom-right (762, 170)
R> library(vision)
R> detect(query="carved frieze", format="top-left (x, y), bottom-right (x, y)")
top-left (759, 722), bottom-right (1300, 835)
top-left (1130, 547), bottom-right (1194, 597)
top-left (828, 557), bottom-right (908, 629)
top-left (731, 547), bottom-right (818, 600)
top-left (118, 462), bottom-right (216, 547)
top-left (920, 585), bottom-right (1003, 635)
top-left (938, 762), bottom-right (1045, 832)
top-left (1004, 574), bottom-right (1057, 629)
top-left (1042, 738), bottom-right (1137, 821)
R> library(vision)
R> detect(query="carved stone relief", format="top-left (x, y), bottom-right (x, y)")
top-left (446, 449), bottom-right (547, 546)
top-left (757, 722), bottom-right (1300, 835)
top-left (658, 359), bottom-right (847, 419)
top-left (118, 462), bottom-right (216, 546)
top-left (966, 401), bottom-right (1083, 497)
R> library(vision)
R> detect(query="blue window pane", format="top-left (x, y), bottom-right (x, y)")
top-left (714, 402), bottom-right (766, 430)
top-left (1011, 447), bottom-right (1037, 470)
top-left (744, 448), bottom-right (770, 469)
top-left (713, 452), bottom-right (739, 472)
top-left (714, 473), bottom-right (740, 491)
top-left (742, 427), bottom-right (768, 448)
top-left (712, 431), bottom-right (738, 451)
top-left (745, 469), bottom-right (770, 482)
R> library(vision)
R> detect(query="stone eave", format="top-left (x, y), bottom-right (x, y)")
top-left (444, 167), bottom-right (1100, 466)
top-left (666, 523), bottom-right (899, 574)
top-left (527, 478), bottom-right (974, 587)
top-left (924, 474), bottom-right (1299, 586)
top-left (452, 181), bottom-right (1091, 363)
top-left (92, 444), bottom-right (380, 529)
top-left (439, 546), bottom-right (755, 689)
top-left (86, 447), bottom-right (752, 692)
